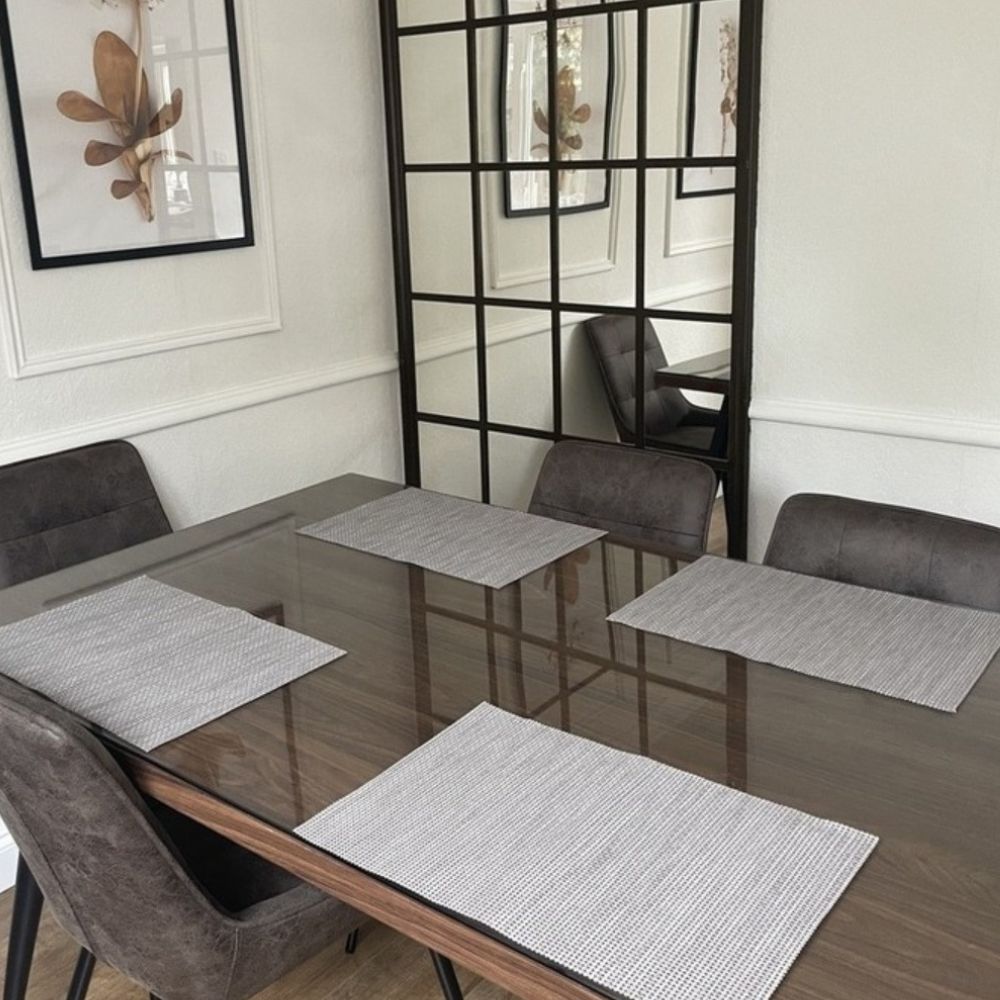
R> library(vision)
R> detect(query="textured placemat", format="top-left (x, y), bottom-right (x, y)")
top-left (297, 703), bottom-right (877, 1000)
top-left (0, 576), bottom-right (344, 750)
top-left (297, 488), bottom-right (606, 589)
top-left (609, 556), bottom-right (1000, 712)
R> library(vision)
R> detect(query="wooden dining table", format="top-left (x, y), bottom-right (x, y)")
top-left (0, 473), bottom-right (997, 999)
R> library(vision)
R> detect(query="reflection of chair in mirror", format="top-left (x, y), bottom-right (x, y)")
top-left (583, 315), bottom-right (725, 456)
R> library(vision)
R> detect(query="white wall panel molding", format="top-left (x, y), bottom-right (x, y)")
top-left (0, 352), bottom-right (399, 467)
top-left (484, 178), bottom-right (624, 291)
top-left (751, 397), bottom-right (1000, 452)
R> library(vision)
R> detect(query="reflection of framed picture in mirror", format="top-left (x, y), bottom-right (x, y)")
top-left (500, 0), bottom-right (615, 218)
top-left (0, 0), bottom-right (254, 269)
top-left (677, 0), bottom-right (739, 200)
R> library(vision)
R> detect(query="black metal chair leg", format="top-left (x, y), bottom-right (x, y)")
top-left (429, 951), bottom-right (464, 1000)
top-left (65, 950), bottom-right (95, 1000)
top-left (344, 927), bottom-right (360, 954)
top-left (3, 857), bottom-right (44, 1000)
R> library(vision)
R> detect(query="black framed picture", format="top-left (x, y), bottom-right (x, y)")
top-left (0, 0), bottom-right (254, 269)
top-left (677, 0), bottom-right (739, 200)
top-left (500, 0), bottom-right (616, 219)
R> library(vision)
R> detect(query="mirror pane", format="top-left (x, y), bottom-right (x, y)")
top-left (408, 172), bottom-right (475, 295)
top-left (479, 169), bottom-right (551, 301)
top-left (401, 32), bottom-right (470, 163)
top-left (486, 307), bottom-right (554, 431)
top-left (398, 0), bottom-right (464, 29)
top-left (415, 302), bottom-right (478, 420)
top-left (419, 423), bottom-right (482, 501)
top-left (646, 168), bottom-right (733, 315)
top-left (489, 432), bottom-right (552, 510)
top-left (559, 310), bottom-right (621, 442)
top-left (559, 169), bottom-right (635, 309)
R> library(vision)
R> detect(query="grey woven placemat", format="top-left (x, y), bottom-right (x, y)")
top-left (0, 576), bottom-right (344, 751)
top-left (297, 488), bottom-right (606, 589)
top-left (297, 703), bottom-right (877, 1000)
top-left (609, 556), bottom-right (1000, 712)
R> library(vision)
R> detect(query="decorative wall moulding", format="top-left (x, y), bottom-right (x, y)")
top-left (750, 397), bottom-right (1000, 452)
top-left (0, 351), bottom-right (400, 468)
top-left (0, 0), bottom-right (280, 380)
top-left (486, 178), bottom-right (622, 291)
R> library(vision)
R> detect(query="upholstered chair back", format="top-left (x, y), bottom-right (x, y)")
top-left (0, 441), bottom-right (170, 589)
top-left (0, 675), bottom-right (250, 999)
top-left (529, 441), bottom-right (717, 558)
top-left (764, 494), bottom-right (1000, 611)
top-left (583, 315), bottom-right (697, 441)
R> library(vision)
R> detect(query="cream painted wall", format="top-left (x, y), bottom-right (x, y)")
top-left (0, 1), bottom-right (402, 888)
top-left (749, 0), bottom-right (1000, 557)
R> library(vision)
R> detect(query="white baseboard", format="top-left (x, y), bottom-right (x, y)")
top-left (0, 827), bottom-right (17, 893)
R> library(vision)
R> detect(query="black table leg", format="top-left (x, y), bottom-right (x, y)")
top-left (344, 927), bottom-right (360, 954)
top-left (65, 950), bottom-right (95, 1000)
top-left (3, 857), bottom-right (43, 1000)
top-left (429, 951), bottom-right (464, 1000)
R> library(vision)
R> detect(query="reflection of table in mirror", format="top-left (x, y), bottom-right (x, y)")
top-left (655, 347), bottom-right (731, 395)
top-left (656, 348), bottom-right (731, 460)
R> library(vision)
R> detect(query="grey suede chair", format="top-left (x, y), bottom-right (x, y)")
top-left (0, 674), bottom-right (362, 1000)
top-left (1, 440), bottom-right (175, 1000)
top-left (0, 441), bottom-right (171, 589)
top-left (764, 494), bottom-right (1000, 612)
top-left (584, 315), bottom-right (723, 455)
top-left (529, 441), bottom-right (717, 558)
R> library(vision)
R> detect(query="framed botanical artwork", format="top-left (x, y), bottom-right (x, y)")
top-left (0, 0), bottom-right (254, 269)
top-left (500, 0), bottom-right (616, 218)
top-left (677, 0), bottom-right (739, 200)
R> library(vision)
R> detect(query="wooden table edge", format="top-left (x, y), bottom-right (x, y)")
top-left (127, 756), bottom-right (607, 1000)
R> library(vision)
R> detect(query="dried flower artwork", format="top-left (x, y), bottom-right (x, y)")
top-left (503, 5), bottom-right (613, 215)
top-left (59, 0), bottom-right (187, 221)
top-left (717, 16), bottom-right (738, 156)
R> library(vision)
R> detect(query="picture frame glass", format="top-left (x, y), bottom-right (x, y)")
top-left (679, 0), bottom-right (739, 198)
top-left (1, 0), bottom-right (253, 265)
top-left (502, 0), bottom-right (614, 217)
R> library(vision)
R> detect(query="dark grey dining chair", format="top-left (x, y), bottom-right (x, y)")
top-left (529, 440), bottom-right (717, 559)
top-left (0, 674), bottom-right (364, 1000)
top-left (583, 314), bottom-right (723, 455)
top-left (764, 493), bottom-right (1000, 612)
top-left (1, 440), bottom-right (176, 1000)
top-left (0, 440), bottom-right (172, 589)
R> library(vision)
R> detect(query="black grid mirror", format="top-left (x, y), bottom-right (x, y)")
top-left (380, 0), bottom-right (762, 557)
